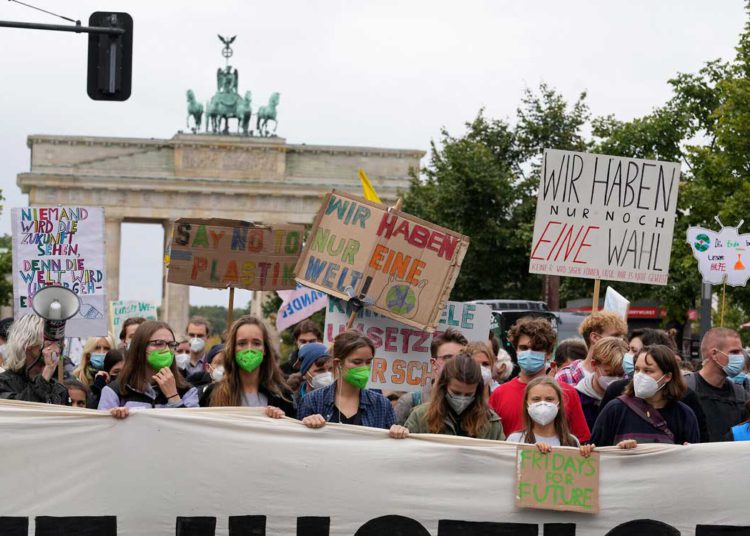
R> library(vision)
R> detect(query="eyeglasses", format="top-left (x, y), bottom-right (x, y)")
top-left (147, 340), bottom-right (178, 350)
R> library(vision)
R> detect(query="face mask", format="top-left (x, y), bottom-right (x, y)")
top-left (480, 366), bottom-right (492, 385)
top-left (311, 371), bottom-right (334, 390)
top-left (147, 349), bottom-right (174, 371)
top-left (717, 350), bottom-right (745, 377)
top-left (175, 352), bottom-right (191, 370)
top-left (633, 372), bottom-right (666, 399)
top-left (344, 365), bottom-right (371, 389)
top-left (517, 350), bottom-right (547, 374)
top-left (731, 372), bottom-right (747, 385)
top-left (446, 392), bottom-right (475, 415)
top-left (190, 338), bottom-right (206, 354)
top-left (527, 401), bottom-right (559, 426)
top-left (89, 352), bottom-right (106, 369)
top-left (622, 353), bottom-right (635, 376)
top-left (236, 349), bottom-right (263, 373)
top-left (210, 365), bottom-right (225, 382)
top-left (597, 375), bottom-right (621, 390)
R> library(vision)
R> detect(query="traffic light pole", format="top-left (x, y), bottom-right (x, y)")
top-left (0, 19), bottom-right (124, 35)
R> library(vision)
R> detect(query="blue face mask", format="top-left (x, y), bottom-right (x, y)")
top-left (718, 351), bottom-right (745, 377)
top-left (622, 352), bottom-right (635, 376)
top-left (517, 350), bottom-right (547, 374)
top-left (90, 352), bottom-right (106, 369)
top-left (731, 372), bottom-right (747, 385)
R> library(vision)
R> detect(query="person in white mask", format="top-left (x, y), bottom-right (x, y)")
top-left (294, 342), bottom-right (334, 407)
top-left (590, 345), bottom-right (700, 447)
top-left (185, 316), bottom-right (211, 378)
top-left (507, 377), bottom-right (593, 457)
top-left (174, 336), bottom-right (191, 373)
top-left (403, 353), bottom-right (504, 440)
top-left (574, 337), bottom-right (627, 430)
top-left (465, 340), bottom-right (497, 397)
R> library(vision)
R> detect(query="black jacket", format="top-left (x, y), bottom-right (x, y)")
top-left (0, 369), bottom-right (69, 405)
top-left (199, 382), bottom-right (296, 418)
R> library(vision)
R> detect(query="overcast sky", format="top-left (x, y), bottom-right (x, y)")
top-left (0, 0), bottom-right (745, 308)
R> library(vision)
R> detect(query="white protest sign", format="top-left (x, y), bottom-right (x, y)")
top-left (324, 299), bottom-right (491, 391)
top-left (0, 400), bottom-right (748, 535)
top-left (11, 207), bottom-right (107, 337)
top-left (109, 300), bottom-right (158, 335)
top-left (276, 283), bottom-right (328, 332)
top-left (687, 222), bottom-right (750, 286)
top-left (529, 149), bottom-right (680, 286)
top-left (603, 286), bottom-right (629, 321)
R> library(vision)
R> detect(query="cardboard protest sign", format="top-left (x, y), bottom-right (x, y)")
top-left (167, 219), bottom-right (304, 291)
top-left (296, 191), bottom-right (470, 331)
top-left (516, 445), bottom-right (600, 514)
top-left (276, 283), bottom-right (329, 332)
top-left (529, 149), bottom-right (680, 286)
top-left (325, 298), bottom-right (491, 391)
top-left (109, 300), bottom-right (158, 335)
top-left (687, 222), bottom-right (750, 286)
top-left (11, 207), bottom-right (107, 337)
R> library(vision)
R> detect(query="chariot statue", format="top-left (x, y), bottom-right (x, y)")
top-left (184, 35), bottom-right (281, 137)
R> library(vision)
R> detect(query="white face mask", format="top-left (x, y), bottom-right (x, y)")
top-left (633, 372), bottom-right (666, 399)
top-left (597, 375), bottom-right (622, 390)
top-left (190, 337), bottom-right (206, 353)
top-left (527, 401), bottom-right (559, 426)
top-left (480, 366), bottom-right (492, 385)
top-left (175, 352), bottom-right (191, 370)
top-left (210, 365), bottom-right (225, 382)
top-left (311, 371), bottom-right (334, 390)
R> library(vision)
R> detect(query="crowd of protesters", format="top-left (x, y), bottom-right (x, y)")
top-left (0, 309), bottom-right (748, 450)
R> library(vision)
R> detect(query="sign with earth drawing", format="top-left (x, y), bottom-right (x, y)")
top-left (295, 191), bottom-right (470, 331)
top-left (687, 219), bottom-right (750, 286)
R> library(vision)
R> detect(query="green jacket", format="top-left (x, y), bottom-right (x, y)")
top-left (404, 403), bottom-right (505, 440)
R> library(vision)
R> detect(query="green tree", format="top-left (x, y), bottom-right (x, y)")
top-left (0, 234), bottom-right (11, 307)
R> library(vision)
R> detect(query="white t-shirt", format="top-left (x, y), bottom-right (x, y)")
top-left (507, 431), bottom-right (580, 446)
top-left (241, 392), bottom-right (268, 408)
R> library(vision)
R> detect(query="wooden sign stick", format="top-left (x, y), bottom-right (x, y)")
top-left (227, 287), bottom-right (235, 329)
top-left (345, 197), bottom-right (403, 330)
top-left (592, 279), bottom-right (601, 313)
top-left (720, 275), bottom-right (727, 328)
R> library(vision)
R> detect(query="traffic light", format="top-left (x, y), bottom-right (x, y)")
top-left (86, 12), bottom-right (132, 101)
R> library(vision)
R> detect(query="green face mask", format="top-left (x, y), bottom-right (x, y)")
top-left (344, 365), bottom-right (371, 389)
top-left (236, 348), bottom-right (263, 373)
top-left (147, 349), bottom-right (174, 371)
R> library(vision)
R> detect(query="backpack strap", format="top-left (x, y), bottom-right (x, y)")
top-left (617, 395), bottom-right (675, 442)
top-left (686, 371), bottom-right (745, 403)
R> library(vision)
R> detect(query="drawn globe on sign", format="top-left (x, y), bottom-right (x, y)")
top-left (694, 233), bottom-right (711, 252)
top-left (386, 284), bottom-right (417, 315)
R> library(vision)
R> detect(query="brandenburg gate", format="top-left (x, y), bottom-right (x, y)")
top-left (17, 133), bottom-right (423, 330)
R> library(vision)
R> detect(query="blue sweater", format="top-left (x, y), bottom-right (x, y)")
top-left (297, 381), bottom-right (395, 429)
top-left (590, 398), bottom-right (700, 446)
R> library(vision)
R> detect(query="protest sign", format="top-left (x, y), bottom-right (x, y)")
top-left (603, 286), bottom-right (629, 320)
top-left (276, 283), bottom-right (328, 332)
top-left (324, 298), bottom-right (491, 391)
top-left (1, 400), bottom-right (748, 535)
top-left (296, 191), bottom-right (470, 331)
top-left (529, 149), bottom-right (680, 286)
top-left (11, 207), bottom-right (107, 337)
top-left (167, 219), bottom-right (304, 291)
top-left (515, 445), bottom-right (600, 514)
top-left (687, 221), bottom-right (750, 286)
top-left (109, 300), bottom-right (158, 335)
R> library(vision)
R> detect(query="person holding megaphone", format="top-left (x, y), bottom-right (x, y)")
top-left (0, 314), bottom-right (69, 405)
top-left (98, 320), bottom-right (199, 418)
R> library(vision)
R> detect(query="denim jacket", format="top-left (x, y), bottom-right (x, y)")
top-left (297, 381), bottom-right (395, 429)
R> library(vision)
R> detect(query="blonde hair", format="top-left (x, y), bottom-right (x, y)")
top-left (578, 311), bottom-right (627, 346)
top-left (465, 341), bottom-right (494, 370)
top-left (590, 336), bottom-right (628, 374)
top-left (73, 333), bottom-right (117, 385)
top-left (3, 314), bottom-right (44, 373)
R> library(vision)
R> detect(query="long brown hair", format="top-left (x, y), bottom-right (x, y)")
top-left (116, 321), bottom-right (189, 395)
top-left (426, 353), bottom-right (490, 437)
top-left (520, 377), bottom-right (576, 446)
top-left (210, 315), bottom-right (289, 407)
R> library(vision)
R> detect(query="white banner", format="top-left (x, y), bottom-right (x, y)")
top-left (275, 283), bottom-right (328, 332)
top-left (11, 206), bottom-right (107, 337)
top-left (529, 149), bottom-right (680, 286)
top-left (0, 400), bottom-right (748, 535)
top-left (325, 299), bottom-right (491, 391)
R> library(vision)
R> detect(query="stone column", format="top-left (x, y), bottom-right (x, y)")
top-left (162, 220), bottom-right (190, 333)
top-left (104, 217), bottom-right (122, 302)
